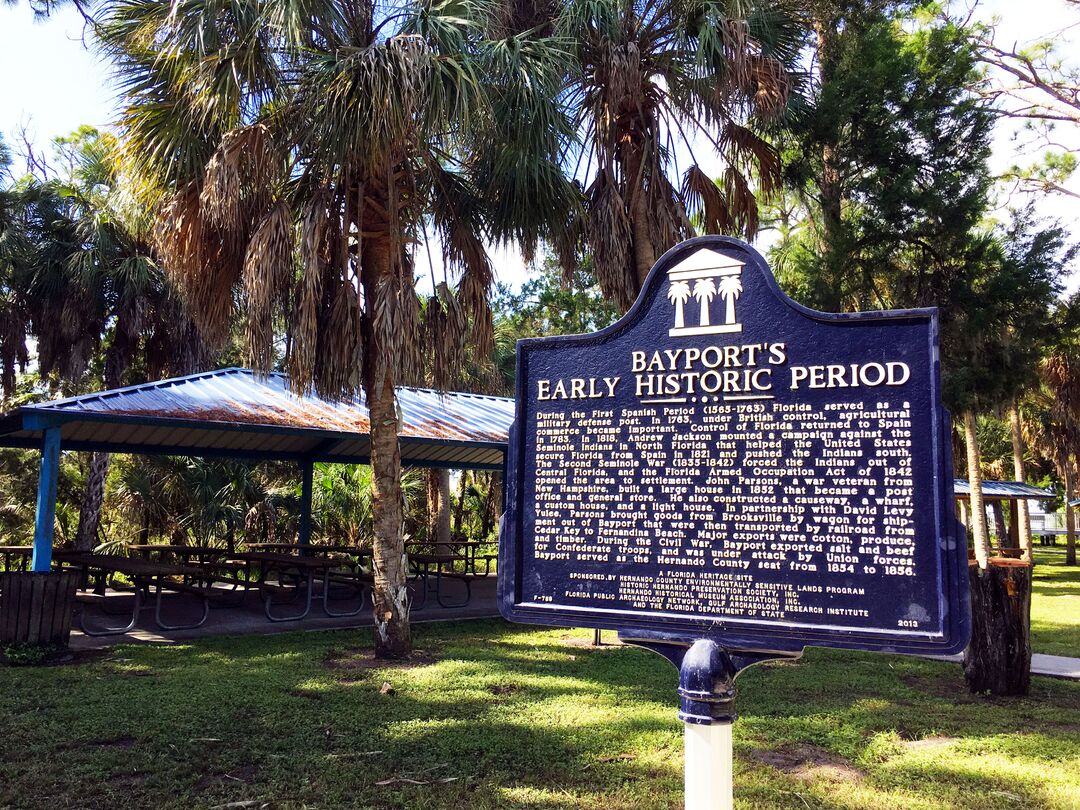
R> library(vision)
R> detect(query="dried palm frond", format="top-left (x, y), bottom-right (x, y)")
top-left (682, 164), bottom-right (731, 235)
top-left (289, 189), bottom-right (331, 393)
top-left (396, 270), bottom-right (424, 386)
top-left (0, 302), bottom-right (28, 398)
top-left (721, 166), bottom-right (758, 239)
top-left (646, 171), bottom-right (690, 250)
top-left (1038, 351), bottom-right (1080, 466)
top-left (154, 182), bottom-right (244, 346)
top-left (554, 203), bottom-right (585, 284)
top-left (242, 200), bottom-right (293, 371)
top-left (316, 280), bottom-right (362, 400)
top-left (1042, 352), bottom-right (1080, 419)
top-left (200, 125), bottom-right (274, 234)
top-left (748, 55), bottom-right (791, 118)
top-left (443, 218), bottom-right (494, 359)
top-left (721, 122), bottom-right (782, 200)
top-left (423, 282), bottom-right (467, 390)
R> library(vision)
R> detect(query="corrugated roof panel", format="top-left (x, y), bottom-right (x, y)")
top-left (0, 367), bottom-right (513, 469)
top-left (954, 479), bottom-right (1056, 499)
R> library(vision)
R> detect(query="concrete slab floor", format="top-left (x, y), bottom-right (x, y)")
top-left (69, 576), bottom-right (500, 651)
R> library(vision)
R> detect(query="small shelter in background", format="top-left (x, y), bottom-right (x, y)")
top-left (0, 368), bottom-right (515, 572)
top-left (954, 479), bottom-right (1056, 555)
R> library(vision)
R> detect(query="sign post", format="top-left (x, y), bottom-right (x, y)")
top-left (499, 236), bottom-right (970, 804)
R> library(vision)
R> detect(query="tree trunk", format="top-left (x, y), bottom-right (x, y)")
top-left (75, 340), bottom-right (131, 552)
top-left (963, 410), bottom-right (991, 568)
top-left (963, 559), bottom-right (1032, 695)
top-left (629, 177), bottom-right (656, 294)
top-left (363, 236), bottom-right (411, 659)
top-left (453, 470), bottom-right (468, 540)
top-left (480, 473), bottom-right (497, 539)
top-left (619, 136), bottom-right (657, 297)
top-left (1008, 402), bottom-right (1032, 561)
top-left (225, 516), bottom-right (235, 556)
top-left (74, 452), bottom-right (110, 551)
top-left (813, 18), bottom-right (846, 311)
top-left (492, 472), bottom-right (503, 523)
top-left (139, 508), bottom-right (150, 545)
top-left (991, 501), bottom-right (1009, 551)
top-left (1066, 457), bottom-right (1077, 566)
top-left (426, 467), bottom-right (451, 547)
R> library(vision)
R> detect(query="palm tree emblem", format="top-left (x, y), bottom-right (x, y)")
top-left (667, 280), bottom-right (692, 329)
top-left (718, 275), bottom-right (743, 325)
top-left (693, 278), bottom-right (718, 327)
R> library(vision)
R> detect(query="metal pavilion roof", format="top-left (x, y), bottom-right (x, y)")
top-left (953, 479), bottom-right (1056, 500)
top-left (0, 368), bottom-right (514, 470)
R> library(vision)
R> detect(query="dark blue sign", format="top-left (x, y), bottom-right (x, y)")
top-left (499, 236), bottom-right (970, 656)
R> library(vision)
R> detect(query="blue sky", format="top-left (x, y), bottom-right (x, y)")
top-left (1, 0), bottom-right (1078, 291)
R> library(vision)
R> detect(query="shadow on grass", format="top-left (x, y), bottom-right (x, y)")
top-left (1, 621), bottom-right (1078, 809)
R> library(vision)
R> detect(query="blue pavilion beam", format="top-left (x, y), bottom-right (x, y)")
top-left (31, 427), bottom-right (61, 572)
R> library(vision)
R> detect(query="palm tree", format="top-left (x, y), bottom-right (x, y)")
top-left (53, 128), bottom-right (189, 550)
top-left (558, 0), bottom-right (800, 310)
top-left (1039, 351), bottom-right (1080, 565)
top-left (98, 0), bottom-right (574, 657)
top-left (0, 135), bottom-right (31, 400)
top-left (693, 277), bottom-right (717, 327)
top-left (667, 279), bottom-right (691, 329)
top-left (718, 274), bottom-right (742, 324)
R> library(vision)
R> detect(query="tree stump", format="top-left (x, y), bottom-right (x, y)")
top-left (963, 559), bottom-right (1032, 696)
top-left (0, 571), bottom-right (80, 647)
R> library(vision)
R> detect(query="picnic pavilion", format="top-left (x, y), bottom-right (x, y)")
top-left (953, 479), bottom-right (1057, 554)
top-left (0, 368), bottom-right (514, 639)
top-left (0, 367), bottom-right (514, 573)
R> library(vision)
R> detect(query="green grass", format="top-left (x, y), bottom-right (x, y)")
top-left (1032, 546), bottom-right (1080, 657)
top-left (1, 621), bottom-right (1078, 809)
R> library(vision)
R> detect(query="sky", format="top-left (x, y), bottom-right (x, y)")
top-left (1, 0), bottom-right (1078, 293)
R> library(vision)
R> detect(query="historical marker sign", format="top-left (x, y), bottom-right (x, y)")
top-left (499, 236), bottom-right (970, 656)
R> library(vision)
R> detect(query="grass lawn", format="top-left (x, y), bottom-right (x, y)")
top-left (1032, 546), bottom-right (1080, 657)
top-left (1, 621), bottom-right (1078, 809)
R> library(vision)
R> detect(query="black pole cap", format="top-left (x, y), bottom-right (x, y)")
top-left (677, 638), bottom-right (737, 724)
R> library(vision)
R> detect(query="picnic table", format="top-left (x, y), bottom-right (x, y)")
top-left (0, 545), bottom-right (32, 573)
top-left (231, 551), bottom-right (367, 621)
top-left (248, 542), bottom-right (371, 559)
top-left (405, 542), bottom-right (487, 608)
top-left (127, 544), bottom-right (228, 563)
top-left (53, 550), bottom-right (212, 636)
top-left (407, 541), bottom-right (496, 575)
top-left (127, 544), bottom-right (253, 607)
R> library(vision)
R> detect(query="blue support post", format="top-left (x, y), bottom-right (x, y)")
top-left (31, 427), bottom-right (61, 572)
top-left (299, 459), bottom-right (314, 553)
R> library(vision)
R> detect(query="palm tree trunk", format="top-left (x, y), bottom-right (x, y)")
top-left (963, 408), bottom-right (1034, 695)
top-left (1008, 402), bottom-right (1032, 561)
top-left (630, 188), bottom-right (656, 292)
top-left (964, 410), bottom-right (991, 569)
top-left (480, 473), bottom-right (497, 538)
top-left (75, 347), bottom-right (131, 551)
top-left (991, 501), bottom-right (1008, 549)
top-left (813, 18), bottom-right (845, 311)
top-left (426, 468), bottom-right (451, 546)
top-left (626, 147), bottom-right (656, 293)
top-left (1066, 456), bottom-right (1077, 566)
top-left (74, 452), bottom-right (110, 551)
top-left (363, 235), bottom-right (411, 659)
top-left (453, 470), bottom-right (468, 540)
top-left (493, 472), bottom-right (503, 523)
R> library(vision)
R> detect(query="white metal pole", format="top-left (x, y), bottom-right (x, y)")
top-left (684, 720), bottom-right (734, 810)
